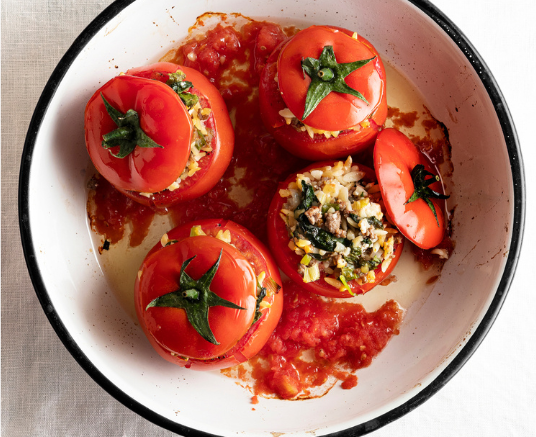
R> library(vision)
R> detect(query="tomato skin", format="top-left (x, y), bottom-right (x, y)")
top-left (135, 219), bottom-right (283, 370)
top-left (267, 161), bottom-right (403, 298)
top-left (374, 128), bottom-right (447, 249)
top-left (115, 63), bottom-right (234, 208)
top-left (278, 26), bottom-right (385, 131)
top-left (85, 75), bottom-right (192, 193)
top-left (259, 26), bottom-right (387, 160)
top-left (138, 236), bottom-right (256, 360)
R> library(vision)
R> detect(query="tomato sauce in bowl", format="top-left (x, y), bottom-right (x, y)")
top-left (245, 280), bottom-right (403, 399)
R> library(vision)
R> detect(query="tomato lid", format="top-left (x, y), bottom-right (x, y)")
top-left (139, 235), bottom-right (257, 360)
top-left (126, 62), bottom-right (182, 81)
top-left (277, 26), bottom-right (384, 132)
top-left (374, 128), bottom-right (447, 249)
top-left (85, 75), bottom-right (192, 193)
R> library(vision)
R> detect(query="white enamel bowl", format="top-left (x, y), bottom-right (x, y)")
top-left (19, 0), bottom-right (524, 435)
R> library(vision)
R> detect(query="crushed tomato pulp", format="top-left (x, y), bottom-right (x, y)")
top-left (87, 14), bottom-right (449, 399)
top-left (245, 280), bottom-right (403, 399)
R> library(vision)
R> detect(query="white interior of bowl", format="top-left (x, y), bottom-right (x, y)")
top-left (26, 0), bottom-right (513, 435)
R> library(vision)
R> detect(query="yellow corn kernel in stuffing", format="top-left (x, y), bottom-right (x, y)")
top-left (189, 226), bottom-right (206, 237)
top-left (215, 229), bottom-right (231, 243)
top-left (160, 233), bottom-right (170, 246)
top-left (323, 183), bottom-right (337, 195)
top-left (259, 301), bottom-right (272, 310)
top-left (295, 239), bottom-right (311, 248)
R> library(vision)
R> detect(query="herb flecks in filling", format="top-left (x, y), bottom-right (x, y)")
top-left (254, 272), bottom-right (281, 323)
top-left (279, 157), bottom-right (399, 292)
top-left (166, 71), bottom-right (199, 108)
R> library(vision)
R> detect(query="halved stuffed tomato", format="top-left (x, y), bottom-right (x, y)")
top-left (374, 128), bottom-right (449, 249)
top-left (85, 62), bottom-right (234, 209)
top-left (267, 157), bottom-right (403, 298)
top-left (135, 219), bottom-right (283, 370)
top-left (259, 25), bottom-right (387, 160)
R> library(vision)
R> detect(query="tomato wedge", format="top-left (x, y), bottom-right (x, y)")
top-left (135, 219), bottom-right (283, 370)
top-left (267, 159), bottom-right (403, 298)
top-left (85, 75), bottom-right (192, 193)
top-left (114, 62), bottom-right (234, 208)
top-left (259, 26), bottom-right (387, 160)
top-left (374, 128), bottom-right (448, 249)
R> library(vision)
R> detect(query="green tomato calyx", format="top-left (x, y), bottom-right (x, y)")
top-left (405, 164), bottom-right (449, 226)
top-left (146, 249), bottom-right (244, 345)
top-left (100, 93), bottom-right (163, 159)
top-left (300, 45), bottom-right (375, 121)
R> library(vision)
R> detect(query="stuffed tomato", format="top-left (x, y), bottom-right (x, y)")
top-left (85, 62), bottom-right (233, 208)
top-left (135, 219), bottom-right (283, 370)
top-left (259, 25), bottom-right (387, 160)
top-left (268, 157), bottom-right (403, 298)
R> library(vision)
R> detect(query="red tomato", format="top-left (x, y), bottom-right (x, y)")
top-left (135, 219), bottom-right (283, 370)
top-left (374, 128), bottom-right (447, 249)
top-left (267, 161), bottom-right (403, 298)
top-left (85, 75), bottom-right (192, 193)
top-left (259, 26), bottom-right (387, 160)
top-left (115, 62), bottom-right (234, 208)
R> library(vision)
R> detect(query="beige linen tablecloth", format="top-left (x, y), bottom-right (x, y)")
top-left (2, 1), bottom-right (535, 436)
top-left (2, 1), bottom-right (175, 435)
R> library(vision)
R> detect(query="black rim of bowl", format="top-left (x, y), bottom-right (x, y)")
top-left (18, 0), bottom-right (525, 435)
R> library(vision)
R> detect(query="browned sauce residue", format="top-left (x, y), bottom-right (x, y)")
top-left (388, 106), bottom-right (419, 128)
top-left (426, 275), bottom-right (440, 285)
top-left (87, 174), bottom-right (155, 248)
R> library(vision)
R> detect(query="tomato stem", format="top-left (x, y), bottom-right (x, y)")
top-left (102, 126), bottom-right (133, 142)
top-left (318, 68), bottom-right (334, 81)
top-left (182, 289), bottom-right (199, 299)
top-left (100, 93), bottom-right (163, 159)
top-left (300, 45), bottom-right (374, 121)
top-left (405, 164), bottom-right (449, 226)
top-left (145, 249), bottom-right (245, 345)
